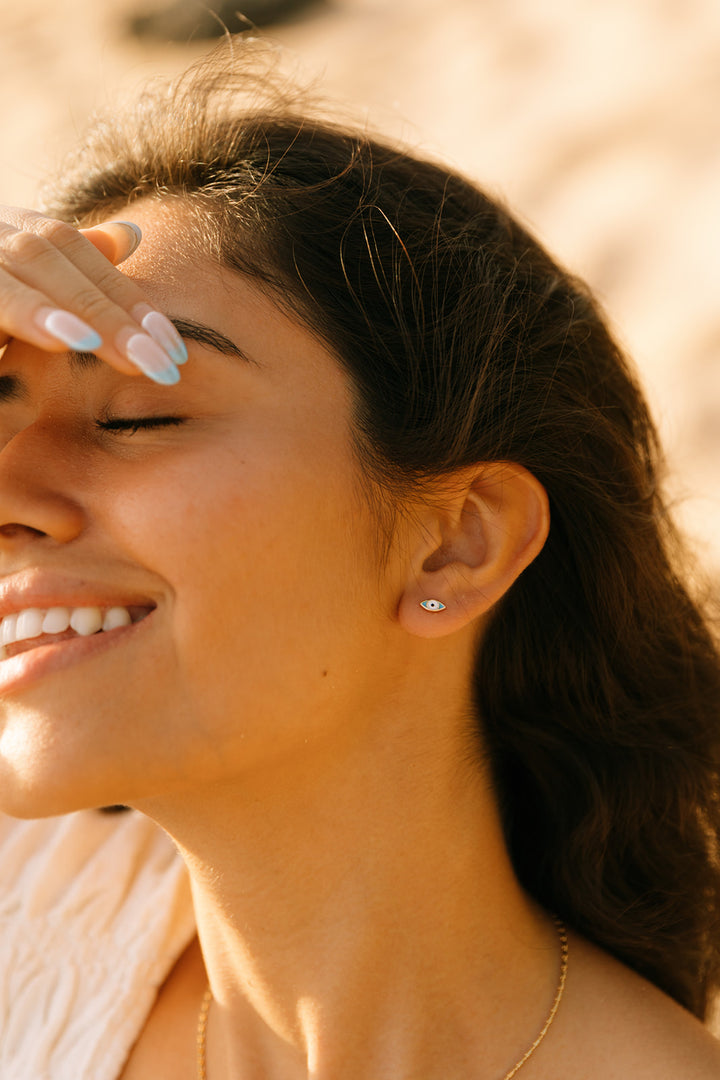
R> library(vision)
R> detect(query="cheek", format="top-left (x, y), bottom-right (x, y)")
top-left (103, 444), bottom-right (380, 676)
top-left (106, 452), bottom-right (384, 775)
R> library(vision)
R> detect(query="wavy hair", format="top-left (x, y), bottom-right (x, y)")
top-left (44, 39), bottom-right (720, 1018)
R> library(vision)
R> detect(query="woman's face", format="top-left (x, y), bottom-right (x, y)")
top-left (0, 201), bottom-right (398, 816)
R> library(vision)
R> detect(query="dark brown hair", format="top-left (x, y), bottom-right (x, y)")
top-left (44, 39), bottom-right (720, 1018)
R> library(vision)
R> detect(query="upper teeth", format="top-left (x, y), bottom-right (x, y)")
top-left (0, 606), bottom-right (133, 648)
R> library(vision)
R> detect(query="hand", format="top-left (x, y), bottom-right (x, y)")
top-left (0, 207), bottom-right (187, 384)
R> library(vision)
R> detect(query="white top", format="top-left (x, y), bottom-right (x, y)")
top-left (0, 809), bottom-right (195, 1080)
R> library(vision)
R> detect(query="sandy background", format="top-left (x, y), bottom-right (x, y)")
top-left (0, 0), bottom-right (718, 574)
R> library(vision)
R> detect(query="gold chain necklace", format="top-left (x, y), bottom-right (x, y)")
top-left (196, 984), bottom-right (213, 1080)
top-left (196, 920), bottom-right (568, 1080)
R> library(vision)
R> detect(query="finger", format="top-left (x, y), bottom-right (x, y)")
top-left (80, 223), bottom-right (188, 364)
top-left (0, 209), bottom-right (187, 374)
top-left (80, 222), bottom-right (143, 265)
top-left (34, 219), bottom-right (188, 369)
top-left (0, 221), bottom-right (187, 380)
top-left (0, 265), bottom-right (104, 354)
top-left (0, 207), bottom-right (141, 264)
top-left (0, 269), bottom-right (183, 389)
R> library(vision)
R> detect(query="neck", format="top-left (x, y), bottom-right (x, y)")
top-left (138, 706), bottom-right (559, 1080)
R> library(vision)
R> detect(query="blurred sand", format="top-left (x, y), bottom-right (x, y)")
top-left (0, 0), bottom-right (718, 573)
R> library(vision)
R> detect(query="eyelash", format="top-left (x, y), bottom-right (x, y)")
top-left (96, 416), bottom-right (187, 436)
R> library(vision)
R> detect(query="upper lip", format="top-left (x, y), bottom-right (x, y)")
top-left (0, 572), bottom-right (157, 620)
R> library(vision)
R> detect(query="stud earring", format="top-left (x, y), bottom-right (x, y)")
top-left (420, 599), bottom-right (446, 611)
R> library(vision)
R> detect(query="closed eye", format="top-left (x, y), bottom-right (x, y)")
top-left (96, 416), bottom-right (187, 436)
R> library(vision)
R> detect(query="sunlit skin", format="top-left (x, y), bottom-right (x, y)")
top-left (0, 208), bottom-right (390, 813)
top-left (1, 202), bottom-right (719, 1080)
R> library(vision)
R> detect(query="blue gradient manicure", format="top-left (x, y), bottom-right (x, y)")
top-left (140, 310), bottom-right (189, 365)
top-left (167, 344), bottom-right (189, 366)
top-left (124, 333), bottom-right (181, 384)
top-left (72, 332), bottom-right (103, 351)
top-left (146, 364), bottom-right (181, 385)
top-left (40, 309), bottom-right (103, 351)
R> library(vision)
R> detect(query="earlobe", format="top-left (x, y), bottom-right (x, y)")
top-left (398, 463), bottom-right (549, 639)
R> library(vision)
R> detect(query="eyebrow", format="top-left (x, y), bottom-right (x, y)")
top-left (169, 316), bottom-right (258, 365)
top-left (68, 315), bottom-right (258, 371)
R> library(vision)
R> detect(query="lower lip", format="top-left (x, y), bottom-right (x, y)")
top-left (0, 613), bottom-right (155, 695)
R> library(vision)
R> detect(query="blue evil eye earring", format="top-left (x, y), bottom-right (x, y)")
top-left (420, 599), bottom-right (446, 612)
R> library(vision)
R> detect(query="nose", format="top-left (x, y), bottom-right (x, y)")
top-left (0, 420), bottom-right (86, 548)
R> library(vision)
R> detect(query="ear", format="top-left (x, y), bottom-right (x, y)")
top-left (398, 463), bottom-right (549, 639)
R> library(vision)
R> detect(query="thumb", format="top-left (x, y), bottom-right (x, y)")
top-left (79, 221), bottom-right (142, 265)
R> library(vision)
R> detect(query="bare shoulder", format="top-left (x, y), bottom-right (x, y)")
top-left (551, 932), bottom-right (720, 1080)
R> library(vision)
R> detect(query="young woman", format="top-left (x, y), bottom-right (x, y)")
top-left (1, 39), bottom-right (719, 1080)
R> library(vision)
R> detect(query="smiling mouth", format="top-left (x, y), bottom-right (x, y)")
top-left (0, 605), bottom-right (154, 661)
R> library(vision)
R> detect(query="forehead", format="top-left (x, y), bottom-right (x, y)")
top-left (1, 198), bottom-right (354, 422)
top-left (111, 197), bottom-right (219, 302)
top-left (108, 198), bottom-right (316, 368)
top-left (110, 199), bottom-right (301, 374)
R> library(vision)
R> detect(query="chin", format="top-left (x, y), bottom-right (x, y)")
top-left (0, 752), bottom-right (129, 820)
top-left (0, 705), bottom-right (148, 818)
top-left (0, 782), bottom-right (104, 820)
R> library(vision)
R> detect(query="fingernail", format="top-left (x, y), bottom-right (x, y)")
top-left (37, 308), bottom-right (102, 351)
top-left (124, 333), bottom-right (180, 385)
top-left (102, 221), bottom-right (142, 261)
top-left (133, 306), bottom-right (188, 365)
